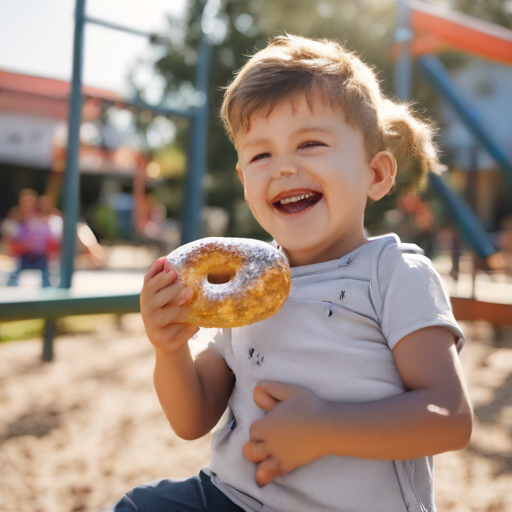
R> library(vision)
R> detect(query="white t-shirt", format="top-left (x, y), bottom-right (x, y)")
top-left (196, 234), bottom-right (464, 512)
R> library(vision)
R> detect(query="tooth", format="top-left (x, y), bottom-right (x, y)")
top-left (279, 192), bottom-right (319, 204)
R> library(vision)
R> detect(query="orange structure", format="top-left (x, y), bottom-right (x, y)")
top-left (409, 0), bottom-right (512, 65)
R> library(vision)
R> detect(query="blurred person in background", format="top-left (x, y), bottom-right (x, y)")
top-left (397, 193), bottom-right (435, 258)
top-left (488, 215), bottom-right (512, 271)
top-left (142, 202), bottom-right (180, 253)
top-left (1, 189), bottom-right (52, 287)
top-left (38, 194), bottom-right (63, 271)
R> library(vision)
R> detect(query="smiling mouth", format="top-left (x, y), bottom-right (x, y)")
top-left (272, 191), bottom-right (323, 215)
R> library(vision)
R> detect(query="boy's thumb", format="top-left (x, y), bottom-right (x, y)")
top-left (253, 381), bottom-right (298, 410)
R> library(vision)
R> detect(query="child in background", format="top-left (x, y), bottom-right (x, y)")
top-left (3, 189), bottom-right (52, 287)
top-left (114, 35), bottom-right (472, 512)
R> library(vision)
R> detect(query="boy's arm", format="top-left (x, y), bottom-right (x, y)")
top-left (142, 257), bottom-right (235, 440)
top-left (154, 344), bottom-right (235, 440)
top-left (244, 326), bottom-right (473, 486)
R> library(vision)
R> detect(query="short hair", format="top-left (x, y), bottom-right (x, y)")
top-left (221, 34), bottom-right (440, 194)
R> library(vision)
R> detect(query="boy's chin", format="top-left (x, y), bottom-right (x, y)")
top-left (273, 237), bottom-right (319, 259)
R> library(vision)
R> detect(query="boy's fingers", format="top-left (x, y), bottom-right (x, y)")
top-left (253, 385), bottom-right (280, 411)
top-left (144, 257), bottom-right (166, 284)
top-left (248, 419), bottom-right (266, 441)
top-left (173, 287), bottom-right (195, 306)
top-left (255, 382), bottom-right (299, 404)
top-left (153, 302), bottom-right (186, 327)
top-left (161, 322), bottom-right (198, 344)
top-left (153, 301), bottom-right (194, 327)
top-left (150, 282), bottom-right (188, 309)
top-left (255, 457), bottom-right (281, 487)
top-left (243, 440), bottom-right (268, 463)
top-left (145, 269), bottom-right (178, 296)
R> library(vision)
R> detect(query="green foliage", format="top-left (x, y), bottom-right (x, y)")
top-left (0, 319), bottom-right (45, 342)
top-left (449, 0), bottom-right (512, 28)
top-left (91, 203), bottom-right (117, 241)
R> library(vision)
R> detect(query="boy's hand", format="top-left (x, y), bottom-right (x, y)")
top-left (140, 257), bottom-right (198, 354)
top-left (243, 382), bottom-right (328, 487)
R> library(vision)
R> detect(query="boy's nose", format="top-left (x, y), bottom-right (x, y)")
top-left (271, 158), bottom-right (298, 179)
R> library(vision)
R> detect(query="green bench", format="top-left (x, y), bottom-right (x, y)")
top-left (0, 288), bottom-right (140, 361)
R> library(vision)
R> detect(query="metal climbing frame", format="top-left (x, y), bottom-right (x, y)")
top-left (394, 0), bottom-right (512, 261)
top-left (60, 0), bottom-right (213, 290)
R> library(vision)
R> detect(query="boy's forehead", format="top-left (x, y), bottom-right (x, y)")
top-left (233, 96), bottom-right (346, 147)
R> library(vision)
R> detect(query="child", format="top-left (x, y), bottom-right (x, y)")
top-left (114, 35), bottom-right (472, 512)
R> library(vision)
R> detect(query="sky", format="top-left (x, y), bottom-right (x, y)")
top-left (0, 0), bottom-right (187, 96)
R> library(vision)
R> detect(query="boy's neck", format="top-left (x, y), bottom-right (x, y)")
top-left (282, 231), bottom-right (369, 267)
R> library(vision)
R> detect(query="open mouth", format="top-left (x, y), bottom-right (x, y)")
top-left (272, 191), bottom-right (323, 215)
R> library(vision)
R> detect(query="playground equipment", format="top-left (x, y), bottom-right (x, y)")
top-left (61, 0), bottom-right (213, 290)
top-left (1, 0), bottom-right (215, 360)
top-left (394, 0), bottom-right (512, 324)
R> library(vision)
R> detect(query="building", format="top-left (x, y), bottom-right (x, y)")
top-left (0, 69), bottom-right (147, 234)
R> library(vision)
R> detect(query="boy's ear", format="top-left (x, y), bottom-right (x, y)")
top-left (236, 163), bottom-right (250, 203)
top-left (236, 162), bottom-right (244, 187)
top-left (367, 151), bottom-right (397, 201)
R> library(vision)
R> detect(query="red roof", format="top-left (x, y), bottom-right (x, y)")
top-left (0, 70), bottom-right (123, 120)
top-left (0, 70), bottom-right (122, 102)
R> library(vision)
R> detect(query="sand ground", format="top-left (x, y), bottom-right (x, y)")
top-left (1, 315), bottom-right (511, 512)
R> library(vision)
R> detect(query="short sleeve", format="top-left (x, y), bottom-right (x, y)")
top-left (377, 246), bottom-right (465, 352)
top-left (189, 327), bottom-right (233, 367)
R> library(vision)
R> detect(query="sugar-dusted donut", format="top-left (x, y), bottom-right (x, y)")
top-left (165, 237), bottom-right (291, 328)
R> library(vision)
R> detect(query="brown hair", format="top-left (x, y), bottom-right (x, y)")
top-left (221, 34), bottom-right (441, 194)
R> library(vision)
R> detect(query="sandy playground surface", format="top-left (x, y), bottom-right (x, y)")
top-left (1, 314), bottom-right (512, 512)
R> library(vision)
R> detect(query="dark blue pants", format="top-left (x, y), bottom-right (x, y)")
top-left (8, 253), bottom-right (51, 287)
top-left (113, 471), bottom-right (245, 512)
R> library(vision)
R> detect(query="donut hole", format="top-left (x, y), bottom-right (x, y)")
top-left (207, 266), bottom-right (236, 284)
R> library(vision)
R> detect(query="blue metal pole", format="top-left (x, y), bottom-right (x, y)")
top-left (60, 0), bottom-right (86, 289)
top-left (429, 174), bottom-right (496, 259)
top-left (392, 3), bottom-right (497, 260)
top-left (85, 16), bottom-right (166, 41)
top-left (418, 54), bottom-right (512, 190)
top-left (181, 35), bottom-right (213, 244)
top-left (395, 0), bottom-right (413, 101)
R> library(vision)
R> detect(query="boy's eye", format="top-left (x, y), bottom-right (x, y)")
top-left (299, 141), bottom-right (325, 150)
top-left (250, 153), bottom-right (270, 163)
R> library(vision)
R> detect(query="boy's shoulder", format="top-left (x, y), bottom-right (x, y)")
top-left (370, 233), bottom-right (427, 270)
top-left (368, 233), bottom-right (423, 256)
top-left (368, 233), bottom-right (441, 306)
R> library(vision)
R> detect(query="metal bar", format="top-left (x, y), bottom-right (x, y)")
top-left (126, 96), bottom-right (196, 119)
top-left (429, 174), bottom-right (496, 259)
top-left (418, 54), bottom-right (512, 189)
top-left (60, 0), bottom-right (86, 290)
top-left (85, 15), bottom-right (168, 41)
top-left (181, 35), bottom-right (213, 244)
top-left (395, 0), bottom-right (413, 101)
top-left (0, 291), bottom-right (141, 321)
top-left (42, 320), bottom-right (55, 361)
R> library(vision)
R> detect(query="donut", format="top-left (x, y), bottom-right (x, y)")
top-left (165, 237), bottom-right (291, 328)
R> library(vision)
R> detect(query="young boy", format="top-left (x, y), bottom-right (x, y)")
top-left (115, 35), bottom-right (472, 512)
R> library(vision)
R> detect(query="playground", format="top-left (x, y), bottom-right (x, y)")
top-left (1, 314), bottom-right (512, 512)
top-left (1, 0), bottom-right (512, 511)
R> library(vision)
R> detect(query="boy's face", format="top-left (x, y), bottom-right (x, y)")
top-left (235, 97), bottom-right (389, 266)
